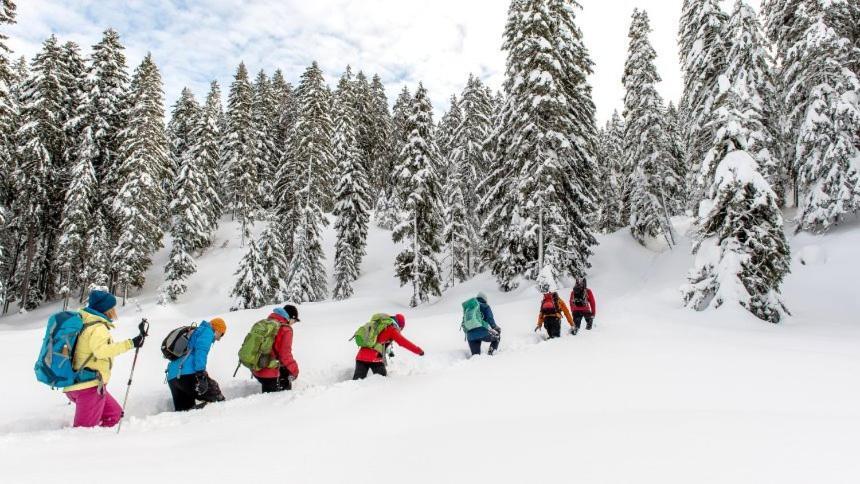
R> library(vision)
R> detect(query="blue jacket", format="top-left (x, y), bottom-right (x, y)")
top-left (166, 321), bottom-right (215, 381)
top-left (466, 298), bottom-right (499, 341)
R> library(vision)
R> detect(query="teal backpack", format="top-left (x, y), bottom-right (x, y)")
top-left (461, 298), bottom-right (487, 332)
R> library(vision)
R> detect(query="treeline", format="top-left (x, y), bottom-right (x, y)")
top-left (0, 0), bottom-right (858, 322)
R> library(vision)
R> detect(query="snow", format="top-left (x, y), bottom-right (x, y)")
top-left (1, 219), bottom-right (860, 483)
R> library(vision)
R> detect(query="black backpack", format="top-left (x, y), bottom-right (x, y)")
top-left (572, 286), bottom-right (588, 307)
top-left (161, 324), bottom-right (197, 361)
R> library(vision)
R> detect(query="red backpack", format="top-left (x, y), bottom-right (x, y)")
top-left (540, 292), bottom-right (559, 315)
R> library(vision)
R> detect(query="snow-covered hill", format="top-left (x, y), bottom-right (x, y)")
top-left (1, 219), bottom-right (859, 484)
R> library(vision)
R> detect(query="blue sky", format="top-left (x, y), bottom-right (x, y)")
top-left (7, 0), bottom-right (760, 123)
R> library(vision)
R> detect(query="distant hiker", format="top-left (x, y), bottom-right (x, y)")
top-left (63, 290), bottom-right (146, 428)
top-left (569, 278), bottom-right (597, 335)
top-left (353, 313), bottom-right (424, 379)
top-left (461, 292), bottom-right (501, 356)
top-left (165, 318), bottom-right (227, 411)
top-left (535, 286), bottom-right (574, 339)
top-left (251, 305), bottom-right (300, 393)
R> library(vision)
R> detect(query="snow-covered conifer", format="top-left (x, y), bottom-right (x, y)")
top-left (392, 84), bottom-right (444, 307)
top-left (167, 87), bottom-right (200, 188)
top-left (230, 238), bottom-right (267, 310)
top-left (224, 62), bottom-right (258, 245)
top-left (191, 81), bottom-right (224, 230)
top-left (252, 70), bottom-right (278, 208)
top-left (595, 111), bottom-right (625, 233)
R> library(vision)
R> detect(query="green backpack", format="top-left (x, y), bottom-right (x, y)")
top-left (237, 319), bottom-right (281, 371)
top-left (461, 298), bottom-right (486, 332)
top-left (353, 313), bottom-right (396, 354)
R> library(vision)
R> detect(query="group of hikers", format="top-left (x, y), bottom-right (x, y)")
top-left (34, 279), bottom-right (596, 429)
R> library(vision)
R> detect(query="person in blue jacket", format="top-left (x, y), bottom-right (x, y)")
top-left (166, 318), bottom-right (227, 411)
top-left (465, 292), bottom-right (501, 356)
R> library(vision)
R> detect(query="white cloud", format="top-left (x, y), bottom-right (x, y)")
top-left (6, 0), bottom-right (759, 123)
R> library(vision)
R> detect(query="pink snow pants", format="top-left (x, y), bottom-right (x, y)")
top-left (65, 386), bottom-right (123, 428)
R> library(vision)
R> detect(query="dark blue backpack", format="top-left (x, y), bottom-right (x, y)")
top-left (34, 311), bottom-right (101, 389)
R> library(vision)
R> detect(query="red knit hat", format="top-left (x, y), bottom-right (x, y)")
top-left (394, 313), bottom-right (406, 330)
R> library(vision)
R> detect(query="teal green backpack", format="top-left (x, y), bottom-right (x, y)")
top-left (353, 313), bottom-right (396, 354)
top-left (461, 298), bottom-right (486, 332)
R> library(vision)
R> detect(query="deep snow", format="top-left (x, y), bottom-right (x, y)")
top-left (0, 217), bottom-right (858, 484)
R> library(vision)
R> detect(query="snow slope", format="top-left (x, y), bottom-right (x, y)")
top-left (1, 218), bottom-right (859, 484)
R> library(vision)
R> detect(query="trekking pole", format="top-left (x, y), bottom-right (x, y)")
top-left (117, 319), bottom-right (149, 435)
top-left (232, 361), bottom-right (241, 378)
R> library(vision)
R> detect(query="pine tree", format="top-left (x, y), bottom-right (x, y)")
top-left (111, 54), bottom-right (168, 301)
top-left (230, 238), bottom-right (267, 310)
top-left (459, 74), bottom-right (494, 190)
top-left (59, 41), bottom-right (86, 167)
top-left (594, 111), bottom-right (625, 233)
top-left (55, 127), bottom-right (97, 307)
top-left (375, 85), bottom-right (413, 230)
top-left (393, 84), bottom-right (444, 307)
top-left (224, 62), bottom-right (257, 245)
top-left (682, 148), bottom-right (790, 323)
top-left (332, 66), bottom-right (370, 300)
top-left (256, 220), bottom-right (290, 303)
top-left (191, 81), bottom-right (225, 231)
top-left (252, 70), bottom-right (278, 209)
top-left (436, 95), bottom-right (462, 180)
top-left (368, 74), bottom-right (393, 193)
top-left (481, 0), bottom-right (598, 290)
top-left (679, 0), bottom-right (729, 212)
top-left (284, 62), bottom-right (333, 303)
top-left (623, 9), bottom-right (679, 246)
top-left (167, 87), bottom-right (200, 190)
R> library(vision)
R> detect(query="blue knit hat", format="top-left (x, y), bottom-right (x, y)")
top-left (88, 290), bottom-right (117, 314)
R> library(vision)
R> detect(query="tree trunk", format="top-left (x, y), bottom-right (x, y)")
top-left (18, 226), bottom-right (37, 312)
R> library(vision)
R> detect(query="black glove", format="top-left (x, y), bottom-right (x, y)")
top-left (131, 334), bottom-right (145, 348)
top-left (138, 321), bottom-right (149, 337)
top-left (194, 372), bottom-right (209, 396)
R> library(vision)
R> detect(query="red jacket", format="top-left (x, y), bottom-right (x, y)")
top-left (569, 288), bottom-right (597, 316)
top-left (356, 326), bottom-right (423, 363)
top-left (252, 314), bottom-right (299, 379)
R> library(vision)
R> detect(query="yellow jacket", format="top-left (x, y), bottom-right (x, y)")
top-left (63, 309), bottom-right (134, 392)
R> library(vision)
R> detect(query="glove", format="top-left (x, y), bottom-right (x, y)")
top-left (131, 334), bottom-right (145, 348)
top-left (418, 349), bottom-right (425, 356)
top-left (534, 326), bottom-right (541, 332)
top-left (494, 326), bottom-right (502, 334)
top-left (194, 372), bottom-right (209, 396)
top-left (138, 321), bottom-right (149, 337)
top-left (488, 328), bottom-right (500, 338)
top-left (287, 374), bottom-right (297, 382)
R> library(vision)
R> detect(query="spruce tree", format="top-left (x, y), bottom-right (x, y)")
top-left (392, 84), bottom-right (444, 307)
top-left (256, 220), bottom-right (290, 303)
top-left (191, 81), bottom-right (225, 231)
top-left (682, 148), bottom-right (790, 323)
top-left (482, 0), bottom-right (598, 290)
top-left (332, 66), bottom-right (370, 300)
top-left (224, 62), bottom-right (257, 245)
top-left (59, 41), bottom-right (86, 167)
top-left (284, 62), bottom-right (333, 303)
top-left (111, 54), bottom-right (168, 301)
top-left (230, 238), bottom-right (267, 310)
top-left (375, 85), bottom-right (413, 230)
top-left (368, 74), bottom-right (393, 192)
top-left (623, 9), bottom-right (679, 246)
top-left (679, 0), bottom-right (728, 212)
top-left (459, 74), bottom-right (494, 189)
top-left (595, 111), bottom-right (625, 233)
top-left (167, 87), bottom-right (200, 188)
top-left (252, 70), bottom-right (278, 209)
top-left (436, 95), bottom-right (462, 180)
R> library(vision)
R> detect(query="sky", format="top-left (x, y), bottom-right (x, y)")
top-left (7, 0), bottom-right (761, 125)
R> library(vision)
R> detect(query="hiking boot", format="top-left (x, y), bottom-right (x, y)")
top-left (488, 347), bottom-right (496, 356)
top-left (571, 328), bottom-right (578, 336)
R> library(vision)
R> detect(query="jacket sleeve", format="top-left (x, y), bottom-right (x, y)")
top-left (481, 304), bottom-right (498, 329)
top-left (191, 326), bottom-right (215, 373)
top-left (536, 312), bottom-right (544, 328)
top-left (89, 325), bottom-right (133, 360)
top-left (559, 300), bottom-right (574, 326)
top-left (390, 328), bottom-right (423, 355)
top-left (588, 289), bottom-right (596, 317)
top-left (276, 326), bottom-right (299, 378)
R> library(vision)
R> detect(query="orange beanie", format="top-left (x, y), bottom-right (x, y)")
top-left (209, 318), bottom-right (227, 335)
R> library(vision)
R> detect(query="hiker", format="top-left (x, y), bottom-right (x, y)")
top-left (353, 313), bottom-right (424, 380)
top-left (569, 278), bottom-right (597, 335)
top-left (252, 305), bottom-right (300, 393)
top-left (462, 292), bottom-right (501, 356)
top-left (63, 290), bottom-right (147, 428)
top-left (535, 286), bottom-right (574, 339)
top-left (166, 318), bottom-right (227, 411)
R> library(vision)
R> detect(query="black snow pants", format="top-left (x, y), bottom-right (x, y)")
top-left (254, 366), bottom-right (293, 393)
top-left (573, 311), bottom-right (594, 331)
top-left (168, 373), bottom-right (225, 411)
top-left (353, 361), bottom-right (387, 380)
top-left (544, 316), bottom-right (562, 339)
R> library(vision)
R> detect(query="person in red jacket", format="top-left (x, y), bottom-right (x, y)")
top-left (252, 305), bottom-right (300, 393)
top-left (569, 278), bottom-right (597, 335)
top-left (353, 313), bottom-right (424, 380)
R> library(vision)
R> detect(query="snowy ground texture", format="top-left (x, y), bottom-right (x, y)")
top-left (1, 217), bottom-right (859, 484)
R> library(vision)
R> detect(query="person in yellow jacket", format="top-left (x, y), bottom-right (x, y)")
top-left (64, 290), bottom-right (146, 428)
top-left (535, 288), bottom-right (574, 339)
